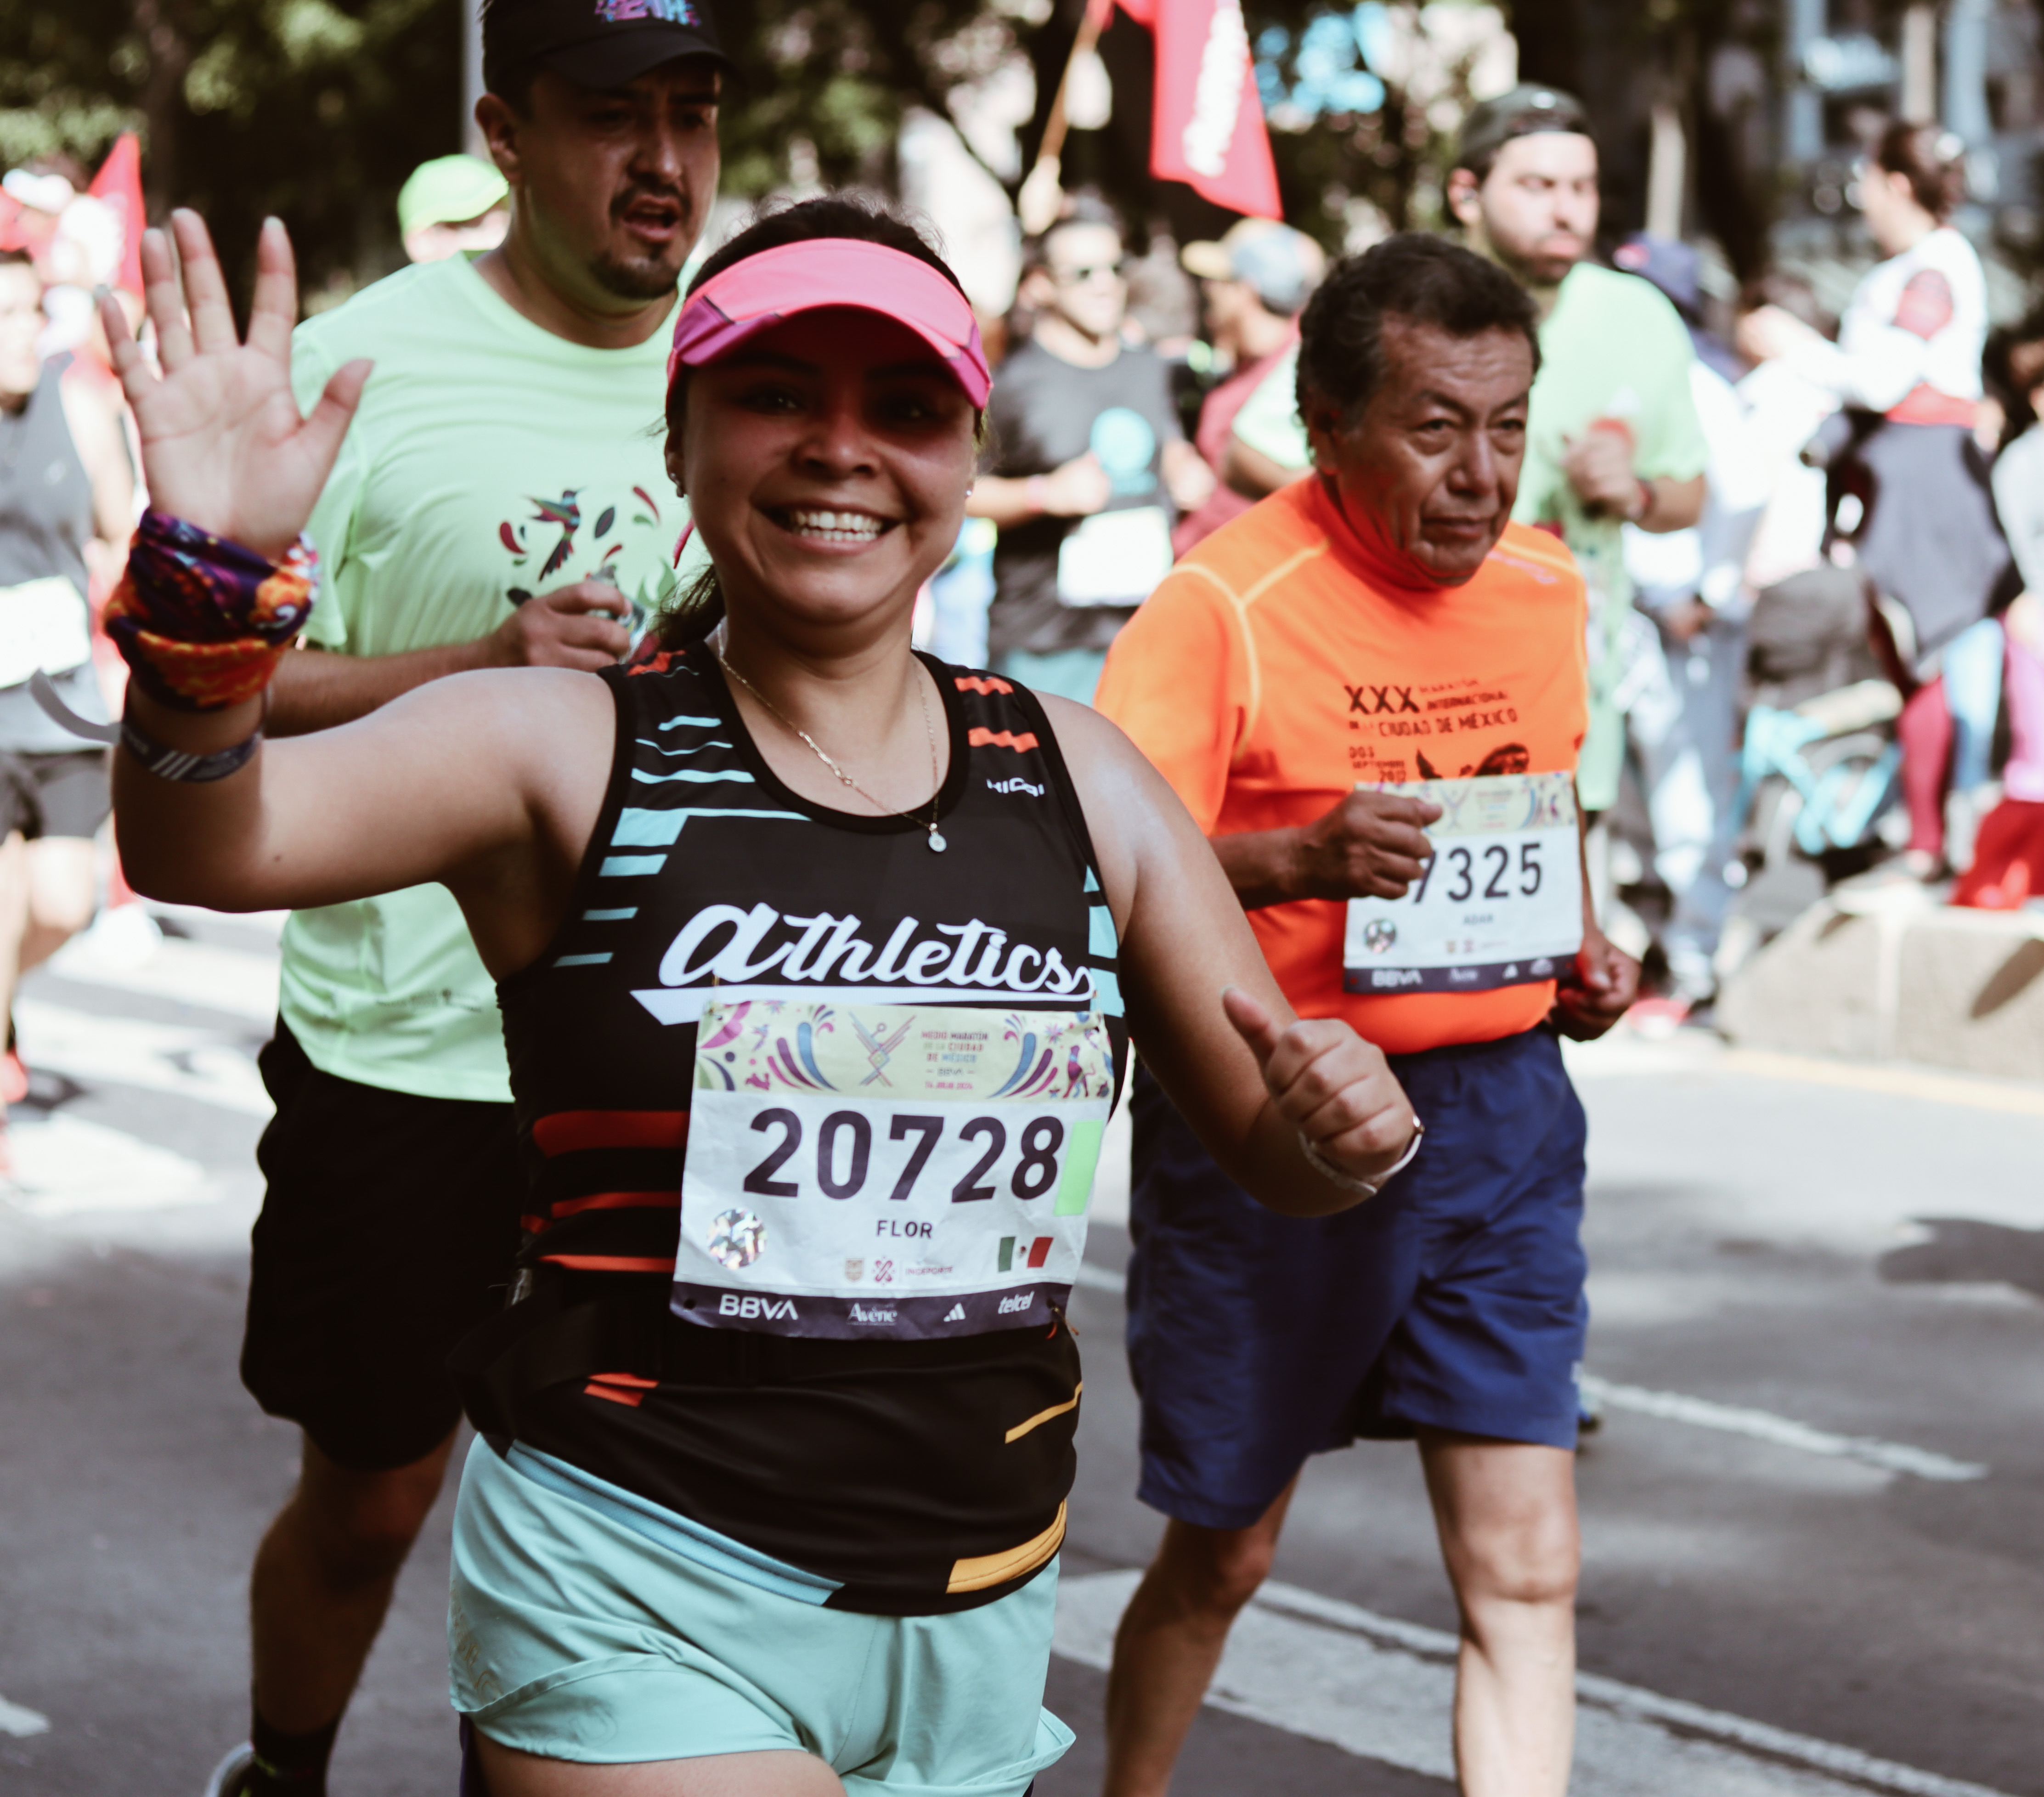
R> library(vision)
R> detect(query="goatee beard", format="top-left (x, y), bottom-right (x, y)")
top-left (592, 251), bottom-right (684, 301)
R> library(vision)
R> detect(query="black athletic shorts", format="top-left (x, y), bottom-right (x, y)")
top-left (0, 748), bottom-right (111, 842)
top-left (243, 1019), bottom-right (524, 1470)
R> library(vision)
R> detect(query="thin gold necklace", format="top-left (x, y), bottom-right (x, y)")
top-left (716, 643), bottom-right (948, 853)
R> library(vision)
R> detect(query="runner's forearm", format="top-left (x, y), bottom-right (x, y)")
top-left (268, 638), bottom-right (494, 736)
top-left (1223, 433), bottom-right (1306, 499)
top-left (966, 474), bottom-right (1045, 530)
top-left (1230, 1096), bottom-right (1389, 1216)
top-left (1636, 473), bottom-right (1705, 534)
top-left (113, 691), bottom-right (271, 905)
top-left (1211, 826), bottom-right (1309, 910)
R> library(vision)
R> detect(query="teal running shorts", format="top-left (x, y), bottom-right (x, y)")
top-left (448, 1438), bottom-right (1074, 1792)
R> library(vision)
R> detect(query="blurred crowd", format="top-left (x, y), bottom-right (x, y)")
top-left (916, 102), bottom-right (2044, 1030)
top-left (0, 141), bottom-right (515, 1165)
top-left (5, 89), bottom-right (2044, 1164)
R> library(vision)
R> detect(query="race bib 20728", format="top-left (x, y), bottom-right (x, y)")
top-left (674, 998), bottom-right (1114, 1341)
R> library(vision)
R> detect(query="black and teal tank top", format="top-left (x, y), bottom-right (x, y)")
top-left (483, 644), bottom-right (1127, 1614)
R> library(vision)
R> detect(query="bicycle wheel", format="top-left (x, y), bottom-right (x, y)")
top-left (1794, 731), bottom-right (1899, 856)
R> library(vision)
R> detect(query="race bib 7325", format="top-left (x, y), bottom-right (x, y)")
top-left (1343, 772), bottom-right (1582, 995)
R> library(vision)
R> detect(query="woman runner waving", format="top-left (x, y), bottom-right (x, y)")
top-left (102, 198), bottom-right (1417, 1797)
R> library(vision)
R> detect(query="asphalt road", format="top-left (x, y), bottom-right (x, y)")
top-left (4, 908), bottom-right (2043, 1796)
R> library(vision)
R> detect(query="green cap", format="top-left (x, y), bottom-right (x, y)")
top-left (397, 155), bottom-right (510, 238)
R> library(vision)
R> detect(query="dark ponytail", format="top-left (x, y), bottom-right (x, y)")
top-left (657, 197), bottom-right (971, 652)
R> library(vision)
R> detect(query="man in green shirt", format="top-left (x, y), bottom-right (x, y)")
top-left (206, 3), bottom-right (724, 1793)
top-left (1447, 85), bottom-right (1707, 816)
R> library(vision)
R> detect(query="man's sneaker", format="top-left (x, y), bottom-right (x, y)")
top-left (202, 1743), bottom-right (257, 1797)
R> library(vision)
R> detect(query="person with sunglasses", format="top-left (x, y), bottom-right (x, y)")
top-left (968, 195), bottom-right (1214, 706)
top-left (99, 192), bottom-right (1418, 1797)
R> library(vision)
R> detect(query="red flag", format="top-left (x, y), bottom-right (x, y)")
top-left (88, 132), bottom-right (146, 298)
top-left (1115, 0), bottom-right (1281, 219)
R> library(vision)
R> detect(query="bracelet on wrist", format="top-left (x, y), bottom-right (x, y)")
top-left (103, 510), bottom-right (317, 713)
top-left (1627, 477), bottom-right (1654, 525)
top-left (1024, 474), bottom-right (1050, 517)
top-left (120, 695), bottom-right (267, 784)
top-left (1299, 1115), bottom-right (1425, 1197)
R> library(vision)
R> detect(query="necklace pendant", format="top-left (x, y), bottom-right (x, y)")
top-left (928, 830), bottom-right (948, 853)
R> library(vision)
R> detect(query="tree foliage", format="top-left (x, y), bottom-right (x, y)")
top-left (0, 0), bottom-right (1540, 297)
top-left (0, 0), bottom-right (459, 299)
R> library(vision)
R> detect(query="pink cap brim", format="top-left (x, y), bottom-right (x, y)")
top-left (667, 238), bottom-right (991, 408)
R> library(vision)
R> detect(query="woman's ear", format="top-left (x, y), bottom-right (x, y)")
top-left (665, 436), bottom-right (685, 497)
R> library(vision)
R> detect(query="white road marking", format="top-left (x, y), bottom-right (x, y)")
top-left (48, 931), bottom-right (280, 1025)
top-left (1054, 1570), bottom-right (2011, 1797)
top-left (1581, 1375), bottom-right (1988, 1483)
top-left (13, 999), bottom-right (272, 1118)
top-left (0, 1693), bottom-right (49, 1736)
top-left (1, 1112), bottom-right (207, 1215)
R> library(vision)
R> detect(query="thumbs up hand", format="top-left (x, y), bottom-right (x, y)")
top-left (1222, 987), bottom-right (1418, 1198)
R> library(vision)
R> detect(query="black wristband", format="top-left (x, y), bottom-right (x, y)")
top-left (119, 711), bottom-right (263, 783)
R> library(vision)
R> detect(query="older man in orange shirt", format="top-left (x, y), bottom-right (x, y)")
top-left (1093, 234), bottom-right (1637, 1797)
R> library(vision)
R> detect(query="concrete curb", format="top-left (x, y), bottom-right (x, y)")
top-left (1718, 889), bottom-right (2044, 1081)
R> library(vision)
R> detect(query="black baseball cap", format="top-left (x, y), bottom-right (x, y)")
top-left (483, 0), bottom-right (729, 93)
top-left (1455, 83), bottom-right (1593, 175)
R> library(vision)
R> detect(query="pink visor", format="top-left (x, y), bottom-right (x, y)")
top-left (667, 239), bottom-right (991, 408)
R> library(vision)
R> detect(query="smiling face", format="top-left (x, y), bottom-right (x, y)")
top-left (1038, 221), bottom-right (1128, 343)
top-left (1306, 316), bottom-right (1533, 587)
top-left (483, 57), bottom-right (720, 308)
top-left (669, 308), bottom-right (980, 645)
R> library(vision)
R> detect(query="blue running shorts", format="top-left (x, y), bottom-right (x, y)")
top-left (1127, 1024), bottom-right (1588, 1531)
top-left (448, 1438), bottom-right (1073, 1792)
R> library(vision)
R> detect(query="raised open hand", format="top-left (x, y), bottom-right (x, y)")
top-left (98, 211), bottom-right (370, 563)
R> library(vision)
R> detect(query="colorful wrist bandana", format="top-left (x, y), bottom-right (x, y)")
top-left (103, 510), bottom-right (318, 712)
